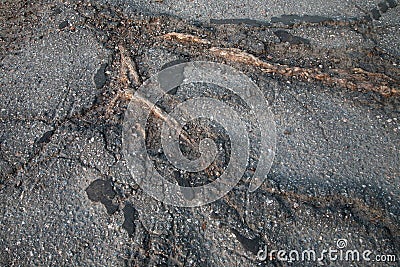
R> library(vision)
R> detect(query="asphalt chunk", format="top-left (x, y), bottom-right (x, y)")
top-left (371, 8), bottom-right (382, 20)
top-left (122, 202), bottom-right (139, 237)
top-left (86, 179), bottom-right (118, 215)
top-left (37, 129), bottom-right (55, 144)
top-left (274, 30), bottom-right (310, 45)
top-left (94, 63), bottom-right (108, 89)
top-left (58, 20), bottom-right (69, 30)
top-left (230, 228), bottom-right (263, 255)
top-left (378, 2), bottom-right (389, 12)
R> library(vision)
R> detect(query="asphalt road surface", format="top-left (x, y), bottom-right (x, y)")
top-left (1, 0), bottom-right (399, 266)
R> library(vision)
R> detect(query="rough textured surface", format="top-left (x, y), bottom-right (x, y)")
top-left (1, 0), bottom-right (399, 266)
top-left (100, 0), bottom-right (371, 21)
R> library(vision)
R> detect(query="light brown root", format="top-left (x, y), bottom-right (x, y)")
top-left (159, 33), bottom-right (400, 96)
top-left (210, 47), bottom-right (399, 97)
top-left (131, 94), bottom-right (195, 146)
top-left (162, 32), bottom-right (211, 45)
top-left (210, 47), bottom-right (277, 70)
top-left (105, 45), bottom-right (141, 116)
top-left (119, 44), bottom-right (141, 87)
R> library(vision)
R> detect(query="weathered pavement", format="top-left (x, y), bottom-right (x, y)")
top-left (0, 0), bottom-right (399, 266)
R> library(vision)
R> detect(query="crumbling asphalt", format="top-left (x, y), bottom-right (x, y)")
top-left (0, 0), bottom-right (399, 266)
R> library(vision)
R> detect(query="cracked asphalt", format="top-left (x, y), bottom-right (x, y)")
top-left (1, 0), bottom-right (399, 266)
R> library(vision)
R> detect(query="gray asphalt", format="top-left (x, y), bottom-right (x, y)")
top-left (102, 0), bottom-right (377, 21)
top-left (1, 0), bottom-right (399, 266)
